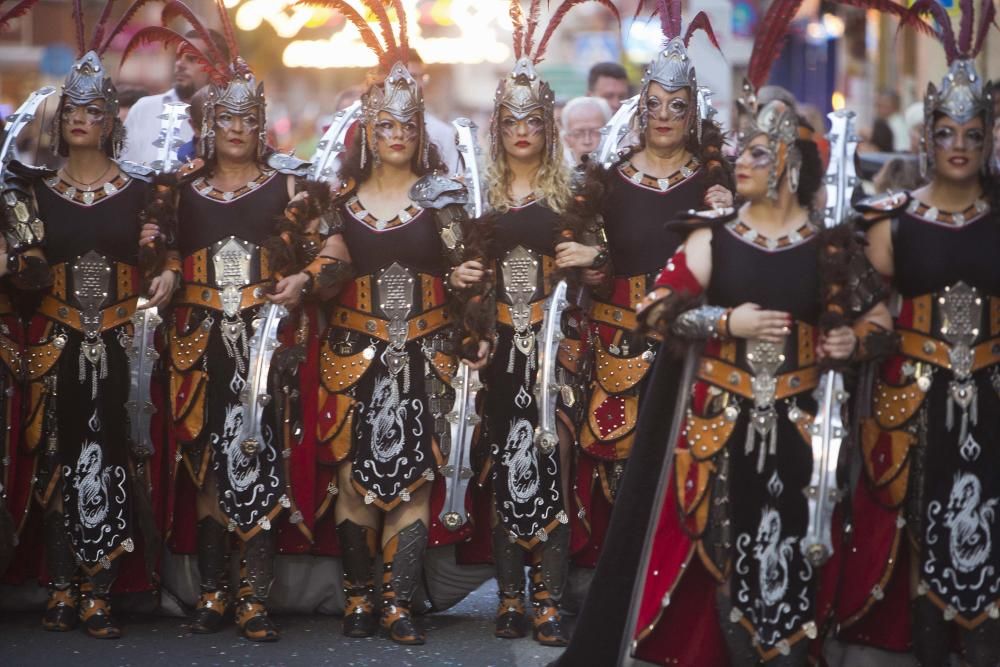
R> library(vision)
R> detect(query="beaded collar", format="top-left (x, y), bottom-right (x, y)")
top-left (192, 168), bottom-right (276, 203)
top-left (618, 157), bottom-right (699, 193)
top-left (725, 219), bottom-right (818, 251)
top-left (44, 171), bottom-right (131, 207)
top-left (346, 195), bottom-right (423, 231)
top-left (906, 197), bottom-right (989, 227)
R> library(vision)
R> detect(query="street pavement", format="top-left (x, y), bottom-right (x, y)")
top-left (0, 581), bottom-right (567, 667)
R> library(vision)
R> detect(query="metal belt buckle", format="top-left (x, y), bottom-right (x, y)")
top-left (501, 246), bottom-right (539, 355)
top-left (745, 338), bottom-right (786, 444)
top-left (71, 250), bottom-right (111, 338)
top-left (939, 281), bottom-right (982, 381)
top-left (212, 237), bottom-right (255, 317)
top-left (377, 262), bottom-right (415, 375)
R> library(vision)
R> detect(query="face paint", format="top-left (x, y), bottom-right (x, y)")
top-left (61, 102), bottom-right (106, 125)
top-left (500, 114), bottom-right (545, 138)
top-left (215, 110), bottom-right (260, 133)
top-left (646, 95), bottom-right (690, 121)
top-left (745, 143), bottom-right (776, 169)
top-left (932, 125), bottom-right (986, 151)
top-left (373, 117), bottom-right (420, 143)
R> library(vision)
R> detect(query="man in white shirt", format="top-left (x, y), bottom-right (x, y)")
top-left (561, 96), bottom-right (612, 165)
top-left (121, 31), bottom-right (229, 165)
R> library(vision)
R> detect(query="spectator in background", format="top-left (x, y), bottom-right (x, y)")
top-left (561, 96), bottom-right (611, 165)
top-left (116, 88), bottom-right (150, 123)
top-left (586, 62), bottom-right (629, 113)
top-left (872, 156), bottom-right (922, 193)
top-left (870, 89), bottom-right (907, 152)
top-left (121, 29), bottom-right (230, 164)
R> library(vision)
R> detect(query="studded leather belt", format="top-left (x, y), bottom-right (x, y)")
top-left (37, 294), bottom-right (136, 335)
top-left (698, 357), bottom-right (818, 401)
top-left (590, 301), bottom-right (638, 331)
top-left (899, 330), bottom-right (1000, 374)
top-left (175, 283), bottom-right (270, 314)
top-left (497, 300), bottom-right (545, 329)
top-left (331, 305), bottom-right (450, 344)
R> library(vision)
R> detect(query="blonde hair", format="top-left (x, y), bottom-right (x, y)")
top-left (486, 132), bottom-right (573, 215)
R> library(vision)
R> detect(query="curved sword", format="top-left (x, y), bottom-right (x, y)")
top-left (125, 298), bottom-right (161, 458)
top-left (309, 100), bottom-right (362, 184)
top-left (240, 302), bottom-right (289, 456)
top-left (1, 86), bottom-right (57, 171)
top-left (439, 364), bottom-right (482, 531)
top-left (801, 109), bottom-right (861, 566)
top-left (452, 117), bottom-right (486, 219)
top-left (592, 95), bottom-right (638, 170)
top-left (534, 279), bottom-right (570, 455)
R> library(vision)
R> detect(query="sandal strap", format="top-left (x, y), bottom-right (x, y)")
top-left (80, 596), bottom-right (112, 622)
top-left (196, 590), bottom-right (228, 614)
top-left (235, 599), bottom-right (268, 627)
top-left (47, 588), bottom-right (78, 610)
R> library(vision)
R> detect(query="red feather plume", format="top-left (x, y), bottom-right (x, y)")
top-left (357, 0), bottom-right (396, 57)
top-left (535, 0), bottom-right (620, 64)
top-left (90, 0), bottom-right (116, 52)
top-left (214, 0), bottom-right (239, 64)
top-left (509, 0), bottom-right (526, 59)
top-left (160, 0), bottom-right (230, 66)
top-left (683, 10), bottom-right (721, 51)
top-left (121, 26), bottom-right (225, 82)
top-left (100, 0), bottom-right (163, 54)
top-left (524, 0), bottom-right (543, 56)
top-left (958, 0), bottom-right (973, 54)
top-left (909, 0), bottom-right (959, 61)
top-left (384, 0), bottom-right (408, 57)
top-left (294, 0), bottom-right (384, 57)
top-left (831, 0), bottom-right (936, 39)
top-left (746, 0), bottom-right (805, 90)
top-left (972, 0), bottom-right (996, 57)
top-left (72, 0), bottom-right (86, 54)
top-left (0, 0), bottom-right (41, 28)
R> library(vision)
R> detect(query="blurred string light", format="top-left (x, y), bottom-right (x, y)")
top-left (221, 0), bottom-right (514, 67)
top-left (805, 13), bottom-right (845, 44)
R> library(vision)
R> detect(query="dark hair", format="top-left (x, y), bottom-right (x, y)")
top-left (587, 62), bottom-right (627, 90)
top-left (795, 137), bottom-right (823, 209)
top-left (117, 88), bottom-right (150, 109)
top-left (184, 28), bottom-right (231, 63)
top-left (686, 119), bottom-right (734, 194)
top-left (337, 124), bottom-right (447, 184)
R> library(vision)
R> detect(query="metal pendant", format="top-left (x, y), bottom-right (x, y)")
top-left (71, 250), bottom-right (111, 339)
top-left (501, 246), bottom-right (540, 352)
top-left (212, 237), bottom-right (255, 317)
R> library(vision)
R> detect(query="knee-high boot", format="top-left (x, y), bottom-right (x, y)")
top-left (80, 559), bottom-right (121, 639)
top-left (492, 522), bottom-right (526, 639)
top-left (911, 596), bottom-right (951, 667)
top-left (190, 517), bottom-right (231, 634)
top-left (380, 520), bottom-right (428, 645)
top-left (529, 524), bottom-right (569, 647)
top-left (337, 519), bottom-right (377, 638)
top-left (235, 530), bottom-right (278, 642)
top-left (715, 588), bottom-right (760, 666)
top-left (962, 617), bottom-right (1000, 667)
top-left (42, 511), bottom-right (78, 631)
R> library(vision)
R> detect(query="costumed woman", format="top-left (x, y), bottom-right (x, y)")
top-left (309, 0), bottom-right (490, 646)
top-left (555, 1), bottom-right (907, 663)
top-left (132, 2), bottom-right (333, 642)
top-left (835, 3), bottom-right (1000, 665)
top-left (2, 5), bottom-right (174, 638)
top-left (570, 0), bottom-right (733, 569)
top-left (449, 0), bottom-right (613, 646)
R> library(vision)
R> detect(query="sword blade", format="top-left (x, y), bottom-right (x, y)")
top-left (126, 298), bottom-right (161, 458)
top-left (534, 280), bottom-right (569, 454)
top-left (440, 364), bottom-right (480, 531)
top-left (240, 303), bottom-right (288, 453)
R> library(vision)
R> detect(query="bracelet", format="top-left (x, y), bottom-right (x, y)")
top-left (718, 308), bottom-right (733, 338)
top-left (590, 245), bottom-right (609, 269)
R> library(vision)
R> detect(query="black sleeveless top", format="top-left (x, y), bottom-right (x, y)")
top-left (177, 169), bottom-right (289, 255)
top-left (341, 202), bottom-right (446, 277)
top-left (36, 176), bottom-right (147, 266)
top-left (603, 164), bottom-right (707, 277)
top-left (708, 221), bottom-right (822, 324)
top-left (893, 208), bottom-right (1000, 298)
top-left (492, 199), bottom-right (560, 256)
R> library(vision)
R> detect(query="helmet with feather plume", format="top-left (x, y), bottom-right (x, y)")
top-left (632, 0), bottom-right (721, 147)
top-left (493, 0), bottom-right (621, 162)
top-left (907, 0), bottom-right (996, 178)
top-left (122, 0), bottom-right (264, 162)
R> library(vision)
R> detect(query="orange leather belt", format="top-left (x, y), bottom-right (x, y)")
top-left (176, 283), bottom-right (270, 314)
top-left (38, 295), bottom-right (136, 334)
top-left (899, 330), bottom-right (1000, 374)
top-left (332, 305), bottom-right (450, 343)
top-left (591, 301), bottom-right (638, 331)
top-left (698, 357), bottom-right (818, 401)
top-left (497, 300), bottom-right (545, 328)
